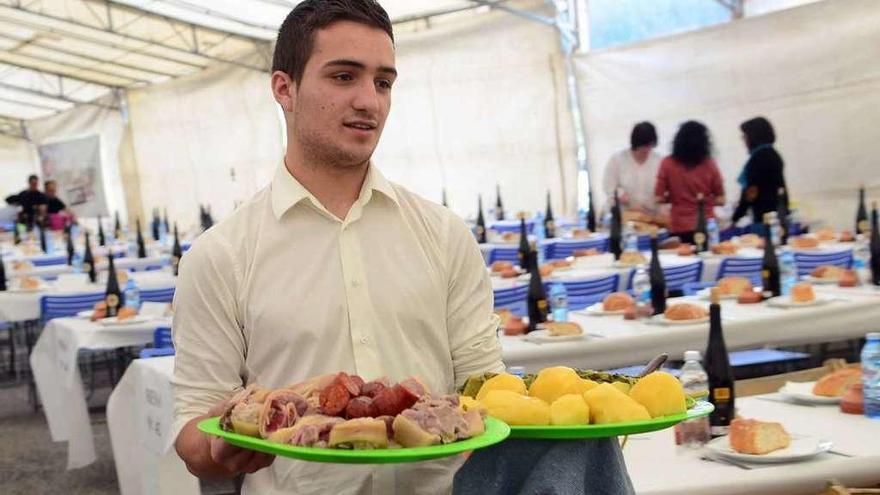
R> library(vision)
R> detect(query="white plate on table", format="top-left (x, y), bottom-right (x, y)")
top-left (706, 435), bottom-right (833, 464)
top-left (696, 288), bottom-right (739, 300)
top-left (76, 310), bottom-right (94, 319)
top-left (765, 296), bottom-right (833, 308)
top-left (582, 302), bottom-right (625, 316)
top-left (523, 329), bottom-right (589, 343)
top-left (648, 314), bottom-right (709, 326)
top-left (611, 261), bottom-right (642, 269)
top-left (6, 283), bottom-right (48, 293)
top-left (801, 276), bottom-right (840, 285)
top-left (97, 316), bottom-right (150, 327)
top-left (777, 381), bottom-right (840, 405)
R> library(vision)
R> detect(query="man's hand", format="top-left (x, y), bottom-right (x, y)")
top-left (176, 399), bottom-right (275, 479)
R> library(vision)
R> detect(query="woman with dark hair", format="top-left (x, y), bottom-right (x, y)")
top-left (654, 121), bottom-right (725, 243)
top-left (731, 116), bottom-right (787, 227)
top-left (602, 121), bottom-right (662, 215)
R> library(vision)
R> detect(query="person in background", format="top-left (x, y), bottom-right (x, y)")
top-left (43, 180), bottom-right (76, 227)
top-left (603, 122), bottom-right (662, 217)
top-left (654, 121), bottom-right (725, 244)
top-left (15, 174), bottom-right (47, 230)
top-left (731, 116), bottom-right (787, 231)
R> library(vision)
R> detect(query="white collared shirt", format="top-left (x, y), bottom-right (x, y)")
top-left (602, 148), bottom-right (663, 212)
top-left (171, 162), bottom-right (503, 495)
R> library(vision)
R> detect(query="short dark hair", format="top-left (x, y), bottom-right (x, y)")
top-left (740, 116), bottom-right (775, 151)
top-left (28, 174), bottom-right (38, 183)
top-left (672, 120), bottom-right (712, 168)
top-left (45, 179), bottom-right (56, 188)
top-left (272, 0), bottom-right (394, 85)
top-left (630, 122), bottom-right (657, 150)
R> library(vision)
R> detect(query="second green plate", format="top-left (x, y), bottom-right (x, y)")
top-left (508, 401), bottom-right (714, 439)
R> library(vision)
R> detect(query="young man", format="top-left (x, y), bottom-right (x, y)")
top-left (15, 174), bottom-right (48, 229)
top-left (602, 122), bottom-right (662, 216)
top-left (172, 1), bottom-right (504, 493)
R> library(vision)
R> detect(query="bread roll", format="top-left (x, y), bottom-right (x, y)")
top-left (737, 290), bottom-right (763, 304)
top-left (503, 317), bottom-right (528, 336)
top-left (545, 321), bottom-right (583, 337)
top-left (790, 283), bottom-right (815, 303)
top-left (810, 265), bottom-right (845, 280)
top-left (602, 292), bottom-right (635, 312)
top-left (737, 234), bottom-right (763, 247)
top-left (501, 232), bottom-right (519, 243)
top-left (729, 419), bottom-right (790, 455)
top-left (664, 303), bottom-right (708, 321)
top-left (539, 264), bottom-right (554, 277)
top-left (813, 368), bottom-right (861, 397)
top-left (572, 248), bottom-right (600, 257)
top-left (619, 251), bottom-right (647, 266)
top-left (491, 261), bottom-right (513, 273)
top-left (838, 270), bottom-right (859, 287)
top-left (717, 276), bottom-right (753, 296)
top-left (117, 306), bottom-right (138, 321)
top-left (550, 259), bottom-right (571, 268)
top-left (570, 229), bottom-right (591, 239)
top-left (815, 228), bottom-right (836, 242)
top-left (790, 236), bottom-right (819, 249)
top-left (711, 241), bottom-right (738, 255)
top-left (839, 230), bottom-right (855, 242)
top-left (676, 244), bottom-right (694, 257)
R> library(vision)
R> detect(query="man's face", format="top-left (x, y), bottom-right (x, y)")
top-left (45, 182), bottom-right (57, 196)
top-left (28, 177), bottom-right (38, 190)
top-left (288, 21), bottom-right (396, 168)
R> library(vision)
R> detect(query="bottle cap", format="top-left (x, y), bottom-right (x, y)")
top-left (684, 350), bottom-right (701, 361)
top-left (507, 366), bottom-right (526, 377)
top-left (867, 332), bottom-right (880, 341)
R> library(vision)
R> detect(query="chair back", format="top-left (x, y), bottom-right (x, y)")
top-left (139, 347), bottom-right (175, 358)
top-left (545, 274), bottom-right (619, 310)
top-left (40, 292), bottom-right (105, 324)
top-left (493, 284), bottom-right (528, 316)
top-left (31, 255), bottom-right (67, 267)
top-left (487, 247), bottom-right (520, 265)
top-left (153, 326), bottom-right (173, 348)
top-left (629, 261), bottom-right (703, 292)
top-left (140, 287), bottom-right (175, 303)
top-left (546, 237), bottom-right (609, 259)
top-left (717, 257), bottom-right (763, 280)
top-left (793, 250), bottom-right (853, 277)
top-left (637, 231), bottom-right (669, 251)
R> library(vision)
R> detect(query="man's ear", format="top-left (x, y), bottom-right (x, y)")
top-left (271, 71), bottom-right (296, 112)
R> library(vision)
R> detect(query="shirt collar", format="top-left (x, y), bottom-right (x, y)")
top-left (271, 161), bottom-right (399, 220)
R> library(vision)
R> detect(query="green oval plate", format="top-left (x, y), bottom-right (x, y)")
top-left (508, 401), bottom-right (714, 439)
top-left (197, 416), bottom-right (510, 464)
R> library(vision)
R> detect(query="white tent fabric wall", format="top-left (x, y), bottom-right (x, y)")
top-left (577, 0), bottom-right (880, 229)
top-left (0, 134), bottom-right (38, 199)
top-left (375, 0), bottom-right (577, 220)
top-left (125, 65), bottom-right (283, 228)
top-left (25, 97), bottom-right (129, 222)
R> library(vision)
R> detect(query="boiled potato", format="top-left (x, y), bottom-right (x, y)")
top-left (628, 372), bottom-right (686, 418)
top-left (550, 394), bottom-right (590, 425)
top-left (459, 395), bottom-right (486, 414)
top-left (482, 390), bottom-right (551, 425)
top-left (583, 383), bottom-right (650, 424)
top-left (566, 378), bottom-right (600, 396)
top-left (529, 366), bottom-right (581, 404)
top-left (611, 382), bottom-right (631, 394)
top-left (476, 373), bottom-right (527, 401)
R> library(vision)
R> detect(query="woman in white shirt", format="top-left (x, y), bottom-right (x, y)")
top-left (602, 122), bottom-right (663, 215)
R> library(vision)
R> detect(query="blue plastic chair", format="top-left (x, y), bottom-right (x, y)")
top-left (30, 255), bottom-right (68, 267)
top-left (140, 287), bottom-right (175, 303)
top-left (489, 220), bottom-right (534, 234)
top-left (139, 347), bottom-right (175, 358)
top-left (545, 274), bottom-right (619, 310)
top-left (486, 247), bottom-right (520, 265)
top-left (793, 250), bottom-right (853, 277)
top-left (139, 326), bottom-right (174, 358)
top-left (545, 237), bottom-right (609, 259)
top-left (493, 285), bottom-right (528, 316)
top-left (40, 292), bottom-right (106, 324)
top-left (637, 231), bottom-right (669, 251)
top-left (717, 257), bottom-right (763, 280)
top-left (629, 261), bottom-right (703, 292)
top-left (681, 281), bottom-right (719, 297)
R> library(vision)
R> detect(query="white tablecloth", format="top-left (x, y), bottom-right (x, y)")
top-left (501, 287), bottom-right (880, 372)
top-left (0, 271), bottom-right (176, 322)
top-left (30, 316), bottom-right (171, 469)
top-left (107, 356), bottom-right (200, 495)
top-left (4, 254), bottom-right (171, 280)
top-left (626, 395), bottom-right (880, 495)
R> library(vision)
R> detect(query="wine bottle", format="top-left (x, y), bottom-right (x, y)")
top-left (114, 211), bottom-right (122, 239)
top-left (83, 231), bottom-right (97, 283)
top-left (871, 202), bottom-right (880, 286)
top-left (495, 184), bottom-right (504, 221)
top-left (475, 195), bottom-right (487, 244)
top-left (518, 217), bottom-right (530, 272)
top-left (704, 288), bottom-right (735, 437)
top-left (136, 218), bottom-right (147, 259)
top-left (441, 188), bottom-right (448, 208)
top-left (105, 249), bottom-right (124, 317)
top-left (777, 187), bottom-right (789, 246)
top-left (544, 191), bottom-right (556, 239)
top-left (761, 213), bottom-right (781, 297)
top-left (38, 219), bottom-right (48, 253)
top-left (0, 252), bottom-right (7, 291)
top-left (586, 192), bottom-right (597, 232)
top-left (205, 206), bottom-right (214, 229)
top-left (172, 223), bottom-right (183, 277)
top-left (857, 186), bottom-right (869, 235)
top-left (151, 208), bottom-right (161, 241)
top-left (694, 193), bottom-right (708, 253)
top-left (162, 208), bottom-right (170, 236)
top-left (65, 225), bottom-right (75, 266)
top-left (13, 216), bottom-right (21, 245)
top-left (649, 227), bottom-right (667, 315)
top-left (609, 190), bottom-right (623, 261)
top-left (98, 214), bottom-right (106, 247)
top-left (526, 246), bottom-right (548, 332)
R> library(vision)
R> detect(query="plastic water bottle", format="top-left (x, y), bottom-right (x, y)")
top-left (534, 212), bottom-right (546, 241)
top-left (675, 350), bottom-right (711, 447)
top-left (624, 221), bottom-right (638, 252)
top-left (73, 252), bottom-right (84, 273)
top-left (862, 333), bottom-right (880, 419)
top-left (507, 366), bottom-right (526, 378)
top-left (707, 218), bottom-right (720, 250)
top-left (603, 211), bottom-right (613, 230)
top-left (767, 212), bottom-right (781, 247)
top-left (854, 237), bottom-right (870, 270)
top-left (632, 266), bottom-right (650, 303)
top-left (779, 250), bottom-right (797, 296)
top-left (123, 278), bottom-right (141, 311)
top-left (549, 283), bottom-right (569, 322)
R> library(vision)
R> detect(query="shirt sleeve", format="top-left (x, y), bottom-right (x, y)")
top-left (602, 153), bottom-right (620, 199)
top-left (170, 231), bottom-right (247, 439)
top-left (444, 216), bottom-right (505, 388)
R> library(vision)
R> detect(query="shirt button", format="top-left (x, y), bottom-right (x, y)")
top-left (360, 336), bottom-right (369, 344)
top-left (352, 279), bottom-right (361, 287)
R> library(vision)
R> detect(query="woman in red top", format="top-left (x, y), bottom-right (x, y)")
top-left (654, 121), bottom-right (725, 244)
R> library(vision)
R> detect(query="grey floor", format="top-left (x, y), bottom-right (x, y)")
top-left (0, 378), bottom-right (233, 495)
